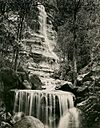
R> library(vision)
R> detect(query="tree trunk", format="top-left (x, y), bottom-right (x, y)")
top-left (73, 42), bottom-right (77, 86)
top-left (14, 16), bottom-right (24, 71)
top-left (72, 0), bottom-right (79, 86)
top-left (14, 46), bottom-right (19, 71)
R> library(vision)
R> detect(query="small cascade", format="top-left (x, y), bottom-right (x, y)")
top-left (13, 90), bottom-right (80, 128)
top-left (38, 3), bottom-right (47, 38)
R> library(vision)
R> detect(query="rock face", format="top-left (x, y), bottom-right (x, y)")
top-left (78, 96), bottom-right (100, 128)
top-left (12, 116), bottom-right (44, 128)
top-left (18, 3), bottom-right (59, 89)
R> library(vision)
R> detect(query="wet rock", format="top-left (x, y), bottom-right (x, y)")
top-left (29, 74), bottom-right (42, 90)
top-left (0, 110), bottom-right (12, 128)
top-left (12, 112), bottom-right (25, 124)
top-left (76, 86), bottom-right (89, 96)
top-left (76, 86), bottom-right (89, 103)
top-left (1, 121), bottom-right (11, 128)
top-left (55, 81), bottom-right (78, 95)
top-left (12, 116), bottom-right (44, 128)
top-left (77, 71), bottom-right (94, 84)
top-left (22, 80), bottom-right (31, 89)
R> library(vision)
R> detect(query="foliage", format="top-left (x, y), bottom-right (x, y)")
top-left (53, 0), bottom-right (100, 83)
top-left (0, 0), bottom-right (39, 70)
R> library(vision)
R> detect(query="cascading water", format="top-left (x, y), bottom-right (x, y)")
top-left (58, 107), bottom-right (80, 128)
top-left (37, 3), bottom-right (58, 60)
top-left (38, 3), bottom-right (47, 38)
top-left (13, 90), bottom-right (80, 128)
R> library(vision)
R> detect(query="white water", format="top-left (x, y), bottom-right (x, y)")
top-left (58, 107), bottom-right (80, 128)
top-left (37, 3), bottom-right (59, 60)
top-left (13, 90), bottom-right (80, 128)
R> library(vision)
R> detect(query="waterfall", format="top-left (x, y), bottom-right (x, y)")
top-left (13, 90), bottom-right (80, 128)
top-left (37, 3), bottom-right (59, 60)
top-left (13, 3), bottom-right (80, 128)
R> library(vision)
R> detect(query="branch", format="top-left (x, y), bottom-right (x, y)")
top-left (79, 54), bottom-right (99, 74)
top-left (92, 42), bottom-right (100, 52)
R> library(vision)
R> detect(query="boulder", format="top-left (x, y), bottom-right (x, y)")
top-left (77, 71), bottom-right (94, 84)
top-left (55, 81), bottom-right (78, 95)
top-left (22, 80), bottom-right (31, 89)
top-left (76, 86), bottom-right (89, 103)
top-left (76, 86), bottom-right (89, 96)
top-left (29, 74), bottom-right (42, 90)
top-left (12, 116), bottom-right (44, 128)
